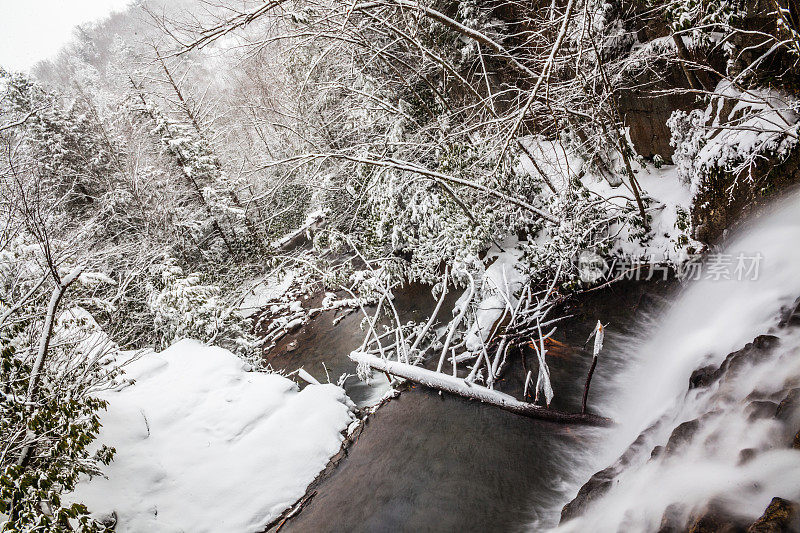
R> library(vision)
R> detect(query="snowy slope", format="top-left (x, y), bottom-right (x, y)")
top-left (237, 270), bottom-right (296, 318)
top-left (517, 134), bottom-right (695, 262)
top-left (583, 162), bottom-right (694, 260)
top-left (69, 339), bottom-right (355, 532)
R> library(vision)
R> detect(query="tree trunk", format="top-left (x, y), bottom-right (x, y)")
top-left (17, 266), bottom-right (82, 466)
top-left (672, 34), bottom-right (704, 91)
top-left (351, 351), bottom-right (613, 426)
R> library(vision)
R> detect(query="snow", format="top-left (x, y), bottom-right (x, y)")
top-left (56, 306), bottom-right (117, 360)
top-left (517, 137), bottom-right (582, 190)
top-left (518, 134), bottom-right (696, 262)
top-left (78, 271), bottom-right (117, 287)
top-left (591, 320), bottom-right (604, 359)
top-left (350, 351), bottom-right (521, 406)
top-left (695, 80), bottom-right (799, 183)
top-left (238, 271), bottom-right (295, 318)
top-left (270, 209), bottom-right (325, 249)
top-left (69, 339), bottom-right (355, 532)
top-left (463, 241), bottom-right (525, 352)
top-left (670, 80), bottom-right (800, 198)
top-left (591, 163), bottom-right (695, 261)
top-left (345, 370), bottom-right (393, 408)
top-left (320, 292), bottom-right (363, 310)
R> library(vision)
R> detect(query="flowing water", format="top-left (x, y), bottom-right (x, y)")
top-left (265, 283), bottom-right (456, 407)
top-left (553, 189), bottom-right (800, 531)
top-left (265, 278), bottom-right (673, 532)
top-left (265, 190), bottom-right (800, 532)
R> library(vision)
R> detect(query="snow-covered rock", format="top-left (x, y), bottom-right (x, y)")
top-left (69, 339), bottom-right (355, 532)
top-left (463, 242), bottom-right (525, 352)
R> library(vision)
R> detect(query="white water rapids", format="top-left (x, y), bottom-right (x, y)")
top-left (553, 190), bottom-right (800, 531)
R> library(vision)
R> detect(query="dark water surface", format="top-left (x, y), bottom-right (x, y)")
top-left (264, 280), bottom-right (674, 532)
top-left (265, 283), bottom-right (458, 405)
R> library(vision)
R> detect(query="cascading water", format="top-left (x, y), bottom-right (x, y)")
top-left (554, 190), bottom-right (800, 532)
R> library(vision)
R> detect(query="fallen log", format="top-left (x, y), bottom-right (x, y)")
top-left (350, 352), bottom-right (613, 427)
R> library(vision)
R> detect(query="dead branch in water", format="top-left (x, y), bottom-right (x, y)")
top-left (345, 255), bottom-right (614, 427)
top-left (582, 321), bottom-right (605, 415)
top-left (350, 352), bottom-right (613, 427)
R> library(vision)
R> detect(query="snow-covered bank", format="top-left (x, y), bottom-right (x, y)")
top-left (70, 339), bottom-right (355, 532)
top-left (518, 135), bottom-right (696, 263)
top-left (238, 270), bottom-right (296, 318)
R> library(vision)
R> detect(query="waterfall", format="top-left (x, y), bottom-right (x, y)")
top-left (555, 190), bottom-right (800, 531)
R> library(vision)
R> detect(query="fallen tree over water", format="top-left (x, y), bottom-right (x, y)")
top-left (350, 351), bottom-right (613, 427)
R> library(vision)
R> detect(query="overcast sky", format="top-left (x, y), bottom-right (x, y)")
top-left (0, 0), bottom-right (132, 72)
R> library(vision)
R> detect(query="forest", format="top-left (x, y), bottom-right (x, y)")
top-left (2, 0), bottom-right (800, 531)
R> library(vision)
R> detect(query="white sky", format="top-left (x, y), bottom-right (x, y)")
top-left (0, 0), bottom-right (132, 72)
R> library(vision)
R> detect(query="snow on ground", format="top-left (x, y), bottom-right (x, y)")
top-left (518, 134), bottom-right (695, 262)
top-left (69, 339), bottom-right (355, 533)
top-left (692, 80), bottom-right (799, 193)
top-left (56, 306), bottom-right (117, 359)
top-left (238, 270), bottom-right (296, 318)
top-left (517, 137), bottom-right (582, 190)
top-left (584, 162), bottom-right (695, 261)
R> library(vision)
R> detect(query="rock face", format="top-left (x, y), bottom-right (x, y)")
top-left (690, 364), bottom-right (721, 389)
top-left (663, 498), bottom-right (800, 533)
top-left (779, 298), bottom-right (800, 328)
top-left (561, 332), bottom-right (799, 530)
top-left (658, 503), bottom-right (687, 532)
top-left (664, 419), bottom-right (701, 456)
top-left (688, 511), bottom-right (744, 533)
top-left (746, 401), bottom-right (780, 421)
top-left (559, 465), bottom-right (616, 523)
top-left (678, 497), bottom-right (800, 532)
top-left (688, 335), bottom-right (780, 390)
top-left (691, 137), bottom-right (800, 245)
top-left (560, 426), bottom-right (658, 522)
top-left (617, 66), bottom-right (696, 161)
top-left (776, 389), bottom-right (800, 424)
top-left (776, 389), bottom-right (800, 446)
top-left (746, 497), bottom-right (799, 533)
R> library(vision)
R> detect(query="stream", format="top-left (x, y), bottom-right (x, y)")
top-left (263, 189), bottom-right (800, 532)
top-left (265, 280), bottom-right (673, 531)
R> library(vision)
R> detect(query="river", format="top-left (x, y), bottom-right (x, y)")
top-left (264, 279), bottom-right (674, 531)
top-left (262, 190), bottom-right (800, 532)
